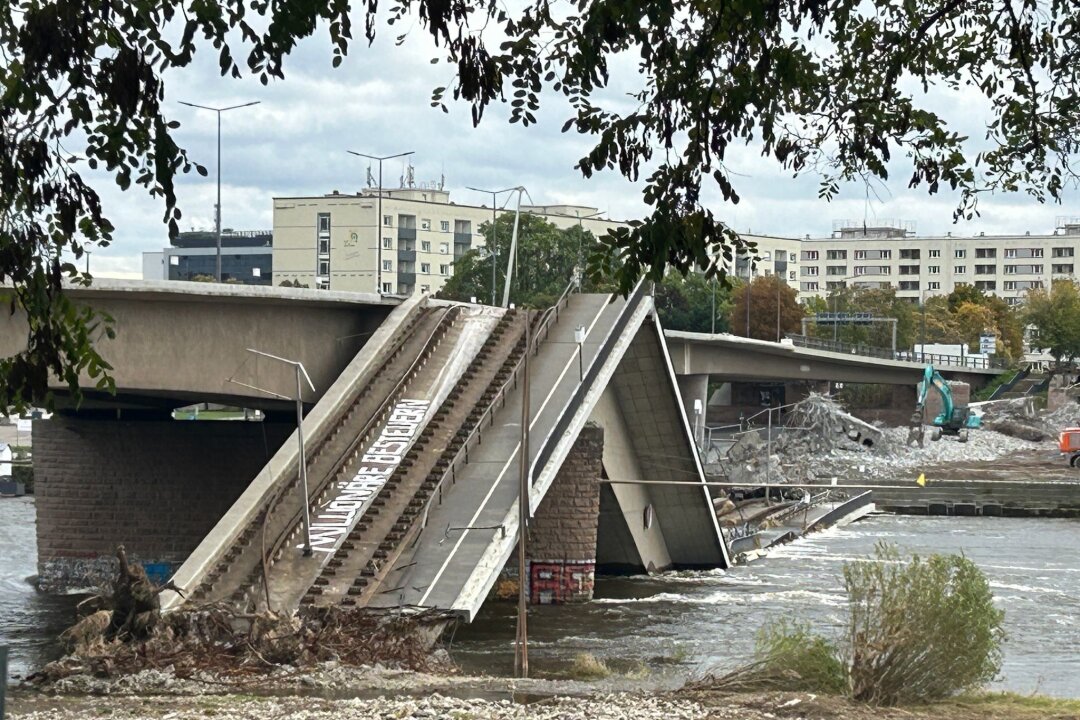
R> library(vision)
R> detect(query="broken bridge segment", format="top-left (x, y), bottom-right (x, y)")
top-left (378, 285), bottom-right (728, 621)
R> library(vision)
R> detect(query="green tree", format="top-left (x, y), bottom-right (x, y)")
top-left (5, 1), bottom-right (1080, 408)
top-left (727, 275), bottom-right (804, 342)
top-left (915, 284), bottom-right (1025, 359)
top-left (1024, 279), bottom-right (1080, 368)
top-left (809, 286), bottom-right (915, 350)
top-left (654, 271), bottom-right (734, 333)
top-left (437, 213), bottom-right (609, 308)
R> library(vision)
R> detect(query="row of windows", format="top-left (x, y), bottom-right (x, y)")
top-left (804, 263), bottom-right (1064, 276)
top-left (798, 279), bottom-right (1043, 293)
top-left (801, 246), bottom-right (1074, 262)
top-left (382, 215), bottom-right (472, 234)
top-left (385, 238), bottom-right (453, 254)
top-left (381, 260), bottom-right (450, 275)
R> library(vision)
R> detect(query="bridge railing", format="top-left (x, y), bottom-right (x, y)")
top-left (532, 279), bottom-right (648, 485)
top-left (785, 334), bottom-right (1007, 370)
top-left (412, 278), bottom-right (579, 541)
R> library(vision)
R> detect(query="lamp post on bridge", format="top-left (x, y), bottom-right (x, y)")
top-left (466, 186), bottom-right (516, 305)
top-left (178, 100), bottom-right (261, 282)
top-left (348, 149), bottom-right (415, 294)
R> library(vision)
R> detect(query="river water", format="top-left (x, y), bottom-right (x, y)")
top-left (3, 499), bottom-right (1079, 696)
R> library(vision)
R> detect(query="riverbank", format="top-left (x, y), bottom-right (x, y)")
top-left (8, 674), bottom-right (1080, 720)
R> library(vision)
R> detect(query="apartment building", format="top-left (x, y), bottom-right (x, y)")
top-left (796, 219), bottom-right (1080, 306)
top-left (272, 186), bottom-right (626, 294)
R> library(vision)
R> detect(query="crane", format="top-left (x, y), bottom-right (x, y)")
top-left (907, 365), bottom-right (981, 446)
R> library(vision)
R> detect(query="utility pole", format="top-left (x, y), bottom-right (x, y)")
top-left (574, 209), bottom-right (604, 279)
top-left (776, 274), bottom-right (782, 342)
top-left (178, 100), bottom-right (261, 282)
top-left (502, 187), bottom-right (530, 308)
top-left (467, 186), bottom-right (515, 305)
top-left (348, 150), bottom-right (415, 294)
top-left (515, 320), bottom-right (532, 678)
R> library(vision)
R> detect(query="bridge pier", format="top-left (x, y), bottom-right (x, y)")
top-left (525, 425), bottom-right (604, 604)
top-left (34, 413), bottom-right (292, 592)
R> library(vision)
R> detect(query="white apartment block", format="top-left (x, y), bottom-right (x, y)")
top-left (796, 219), bottom-right (1080, 306)
top-left (272, 186), bottom-right (623, 295)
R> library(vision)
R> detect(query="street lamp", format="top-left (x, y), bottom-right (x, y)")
top-left (502, 186), bottom-right (532, 308)
top-left (227, 349), bottom-right (317, 557)
top-left (466, 186), bottom-right (516, 305)
top-left (178, 100), bottom-right (261, 282)
top-left (348, 150), bottom-right (415, 294)
top-left (573, 209), bottom-right (604, 276)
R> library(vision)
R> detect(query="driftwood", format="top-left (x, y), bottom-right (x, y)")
top-left (30, 546), bottom-right (454, 686)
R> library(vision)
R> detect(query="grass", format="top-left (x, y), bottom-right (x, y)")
top-left (564, 652), bottom-right (612, 680)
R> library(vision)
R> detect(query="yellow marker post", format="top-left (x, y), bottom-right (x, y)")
top-left (916, 473), bottom-right (927, 487)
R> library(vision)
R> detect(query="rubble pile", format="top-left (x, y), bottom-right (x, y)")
top-left (28, 546), bottom-right (454, 687)
top-left (721, 393), bottom-right (1054, 487)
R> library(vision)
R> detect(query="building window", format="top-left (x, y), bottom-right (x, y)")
top-left (927, 265), bottom-right (940, 274)
top-left (899, 281), bottom-right (919, 291)
top-left (383, 215), bottom-right (393, 227)
top-left (318, 238), bottom-right (330, 254)
top-left (975, 264), bottom-right (995, 275)
top-left (440, 264), bottom-right (449, 275)
top-left (789, 270), bottom-right (797, 281)
top-left (1053, 264), bottom-right (1074, 274)
top-left (929, 249), bottom-right (941, 258)
top-left (439, 242), bottom-right (449, 254)
top-left (826, 266), bottom-right (846, 276)
top-left (421, 218), bottom-right (431, 231)
top-left (976, 248), bottom-right (997, 258)
top-left (440, 220), bottom-right (450, 232)
top-left (1053, 247), bottom-right (1074, 258)
top-left (1033, 264), bottom-right (1044, 273)
top-left (421, 284), bottom-right (431, 293)
top-left (927, 281), bottom-right (941, 290)
top-left (421, 241), bottom-right (431, 252)
top-left (975, 280), bottom-right (997, 291)
top-left (382, 260), bottom-right (392, 271)
top-left (318, 214), bottom-right (330, 233)
top-left (826, 249), bottom-right (846, 260)
top-left (954, 265), bottom-right (966, 274)
top-left (318, 260), bottom-right (329, 276)
top-left (383, 237), bottom-right (393, 249)
top-left (803, 266), bottom-right (819, 276)
top-left (1032, 248), bottom-right (1044, 258)
top-left (382, 282), bottom-right (392, 293)
top-left (801, 281), bottom-right (819, 291)
top-left (421, 262), bottom-right (431, 273)
top-left (801, 250), bottom-right (819, 261)
top-left (1004, 280), bottom-right (1017, 290)
top-left (955, 249), bottom-right (966, 259)
top-left (900, 249), bottom-right (921, 259)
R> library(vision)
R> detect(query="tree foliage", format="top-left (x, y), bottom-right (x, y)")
top-left (727, 275), bottom-right (804, 342)
top-left (808, 286), bottom-right (917, 349)
top-left (920, 285), bottom-right (1025, 360)
top-left (1024, 278), bottom-right (1080, 366)
top-left (436, 213), bottom-right (609, 308)
top-left (654, 271), bottom-right (734, 333)
top-left (5, 0), bottom-right (1080, 406)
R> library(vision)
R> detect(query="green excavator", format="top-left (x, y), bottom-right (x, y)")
top-left (907, 365), bottom-right (982, 446)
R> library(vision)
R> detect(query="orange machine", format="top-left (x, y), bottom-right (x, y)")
top-left (1059, 428), bottom-right (1080, 466)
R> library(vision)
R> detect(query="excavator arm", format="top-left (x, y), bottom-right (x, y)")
top-left (907, 364), bottom-right (980, 446)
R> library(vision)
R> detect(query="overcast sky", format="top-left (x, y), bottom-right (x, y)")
top-left (86, 19), bottom-right (1080, 278)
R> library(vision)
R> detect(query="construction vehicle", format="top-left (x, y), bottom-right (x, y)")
top-left (1059, 428), bottom-right (1080, 466)
top-left (907, 365), bottom-right (982, 446)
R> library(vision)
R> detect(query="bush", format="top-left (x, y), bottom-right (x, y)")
top-left (696, 543), bottom-right (1005, 706)
top-left (844, 543), bottom-right (1005, 705)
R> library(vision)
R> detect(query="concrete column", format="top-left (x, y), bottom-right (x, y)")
top-left (34, 414), bottom-right (292, 592)
top-left (676, 374), bottom-right (709, 447)
top-left (525, 424), bottom-right (604, 604)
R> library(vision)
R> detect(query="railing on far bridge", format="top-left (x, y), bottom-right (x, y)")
top-left (785, 334), bottom-right (1008, 370)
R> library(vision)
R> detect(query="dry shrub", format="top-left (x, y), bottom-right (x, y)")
top-left (695, 543), bottom-right (1004, 707)
top-left (844, 543), bottom-right (1005, 705)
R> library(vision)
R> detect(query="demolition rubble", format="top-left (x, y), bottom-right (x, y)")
top-left (721, 393), bottom-right (1050, 487)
